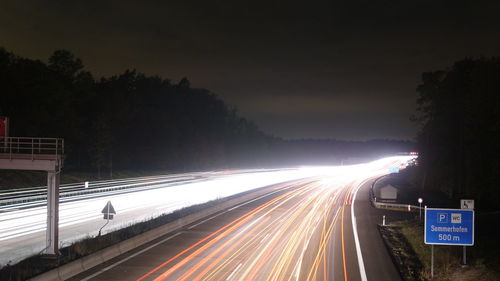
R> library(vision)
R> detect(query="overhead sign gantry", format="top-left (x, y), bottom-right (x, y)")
top-left (0, 117), bottom-right (64, 255)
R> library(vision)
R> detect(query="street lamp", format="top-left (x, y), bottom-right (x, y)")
top-left (418, 198), bottom-right (423, 220)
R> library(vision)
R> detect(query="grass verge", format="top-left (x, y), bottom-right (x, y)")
top-left (387, 219), bottom-right (500, 281)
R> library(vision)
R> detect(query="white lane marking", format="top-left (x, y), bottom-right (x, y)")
top-left (227, 205), bottom-right (241, 211)
top-left (81, 185), bottom-right (293, 279)
top-left (188, 211), bottom-right (230, 230)
top-left (228, 189), bottom-right (283, 211)
top-left (79, 232), bottom-right (182, 281)
top-left (351, 179), bottom-right (369, 281)
top-left (226, 263), bottom-right (243, 280)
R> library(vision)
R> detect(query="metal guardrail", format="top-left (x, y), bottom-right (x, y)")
top-left (0, 176), bottom-right (201, 207)
top-left (372, 200), bottom-right (422, 212)
top-left (0, 137), bottom-right (64, 160)
top-left (0, 169), bottom-right (291, 208)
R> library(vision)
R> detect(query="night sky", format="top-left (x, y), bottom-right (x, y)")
top-left (1, 1), bottom-right (499, 140)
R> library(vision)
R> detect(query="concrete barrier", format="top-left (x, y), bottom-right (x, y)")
top-left (30, 186), bottom-right (278, 281)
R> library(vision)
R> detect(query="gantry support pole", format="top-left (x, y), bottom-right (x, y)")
top-left (45, 170), bottom-right (60, 255)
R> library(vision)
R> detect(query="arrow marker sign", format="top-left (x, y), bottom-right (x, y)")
top-left (101, 201), bottom-right (116, 220)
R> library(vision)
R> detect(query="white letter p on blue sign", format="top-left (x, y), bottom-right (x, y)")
top-left (438, 213), bottom-right (448, 223)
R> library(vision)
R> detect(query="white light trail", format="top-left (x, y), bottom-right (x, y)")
top-left (0, 156), bottom-right (415, 266)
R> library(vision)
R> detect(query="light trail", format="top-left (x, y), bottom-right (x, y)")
top-left (0, 155), bottom-right (415, 269)
top-left (0, 170), bottom-right (321, 266)
top-left (150, 184), bottom-right (316, 280)
top-left (136, 183), bottom-right (306, 281)
top-left (133, 156), bottom-right (415, 281)
top-left (147, 182), bottom-right (343, 280)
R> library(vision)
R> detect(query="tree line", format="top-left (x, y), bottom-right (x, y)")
top-left (0, 47), bottom-right (412, 176)
top-left (413, 57), bottom-right (500, 210)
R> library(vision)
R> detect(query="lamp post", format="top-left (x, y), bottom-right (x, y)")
top-left (418, 198), bottom-right (423, 221)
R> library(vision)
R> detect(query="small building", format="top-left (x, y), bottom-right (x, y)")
top-left (378, 184), bottom-right (398, 202)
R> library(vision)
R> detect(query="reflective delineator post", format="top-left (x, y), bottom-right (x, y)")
top-left (418, 198), bottom-right (423, 221)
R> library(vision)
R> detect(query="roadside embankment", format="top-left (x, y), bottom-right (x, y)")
top-left (372, 169), bottom-right (500, 281)
top-left (382, 219), bottom-right (500, 281)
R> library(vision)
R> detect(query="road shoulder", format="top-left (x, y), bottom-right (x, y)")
top-left (354, 178), bottom-right (413, 281)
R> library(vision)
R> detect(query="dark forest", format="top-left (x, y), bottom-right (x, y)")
top-left (0, 48), bottom-right (412, 175)
top-left (413, 57), bottom-right (500, 210)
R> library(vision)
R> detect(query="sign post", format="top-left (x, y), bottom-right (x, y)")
top-left (425, 207), bottom-right (474, 276)
top-left (460, 199), bottom-right (474, 265)
top-left (99, 201), bottom-right (116, 236)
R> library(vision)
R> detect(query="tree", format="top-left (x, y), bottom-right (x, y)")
top-left (48, 50), bottom-right (84, 79)
top-left (413, 58), bottom-right (500, 210)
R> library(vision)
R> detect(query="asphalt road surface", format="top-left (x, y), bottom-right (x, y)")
top-left (71, 161), bottom-right (410, 281)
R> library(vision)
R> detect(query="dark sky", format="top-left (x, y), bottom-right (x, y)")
top-left (1, 1), bottom-right (500, 140)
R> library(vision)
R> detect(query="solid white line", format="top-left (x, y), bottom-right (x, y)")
top-left (351, 179), bottom-right (369, 281)
top-left (228, 189), bottom-right (283, 211)
top-left (187, 211), bottom-right (230, 229)
top-left (226, 263), bottom-right (242, 280)
top-left (81, 184), bottom-right (292, 280)
top-left (79, 232), bottom-right (182, 281)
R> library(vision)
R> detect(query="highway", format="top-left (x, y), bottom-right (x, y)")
top-left (67, 156), bottom-right (413, 281)
top-left (0, 168), bottom-right (318, 266)
top-left (0, 156), bottom-right (413, 279)
top-left (130, 179), bottom-right (359, 281)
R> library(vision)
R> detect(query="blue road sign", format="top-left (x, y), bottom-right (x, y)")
top-left (389, 167), bottom-right (399, 173)
top-left (425, 208), bottom-right (474, 246)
